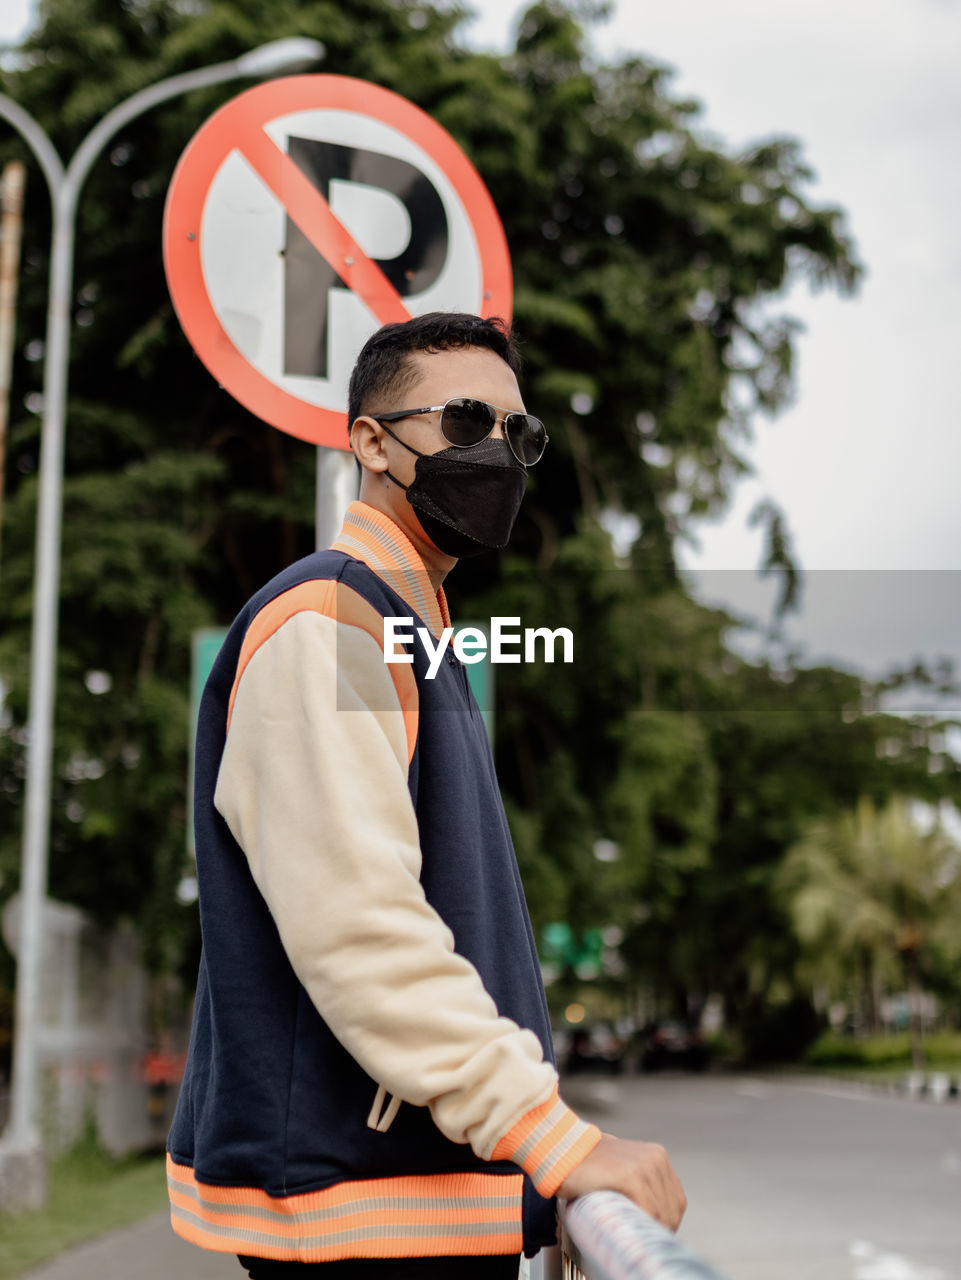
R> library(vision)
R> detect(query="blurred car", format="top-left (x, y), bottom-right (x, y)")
top-left (562, 1024), bottom-right (626, 1075)
top-left (638, 1020), bottom-right (709, 1072)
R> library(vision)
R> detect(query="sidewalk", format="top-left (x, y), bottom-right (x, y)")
top-left (22, 1211), bottom-right (238, 1280)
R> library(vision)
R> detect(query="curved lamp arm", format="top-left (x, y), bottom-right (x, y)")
top-left (0, 94), bottom-right (64, 200)
top-left (64, 38), bottom-right (324, 214)
top-left (0, 36), bottom-right (325, 213)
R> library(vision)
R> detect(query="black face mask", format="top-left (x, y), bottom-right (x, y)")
top-left (382, 429), bottom-right (528, 558)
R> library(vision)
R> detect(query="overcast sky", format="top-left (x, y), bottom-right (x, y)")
top-left (2, 0), bottom-right (960, 686)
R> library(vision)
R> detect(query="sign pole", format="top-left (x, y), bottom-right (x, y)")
top-left (316, 445), bottom-right (358, 551)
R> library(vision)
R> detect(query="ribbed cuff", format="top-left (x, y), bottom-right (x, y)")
top-left (490, 1085), bottom-right (602, 1197)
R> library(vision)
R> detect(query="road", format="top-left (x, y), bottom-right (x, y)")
top-left (563, 1071), bottom-right (961, 1280)
top-left (21, 1073), bottom-right (961, 1279)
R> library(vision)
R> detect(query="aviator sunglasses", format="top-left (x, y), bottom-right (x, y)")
top-left (371, 398), bottom-right (549, 466)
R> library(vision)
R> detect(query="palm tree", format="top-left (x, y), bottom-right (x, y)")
top-left (777, 796), bottom-right (961, 1066)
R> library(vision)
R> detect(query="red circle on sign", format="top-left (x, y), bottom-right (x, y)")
top-left (163, 75), bottom-right (513, 450)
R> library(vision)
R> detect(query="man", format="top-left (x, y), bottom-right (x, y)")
top-left (167, 313), bottom-right (685, 1277)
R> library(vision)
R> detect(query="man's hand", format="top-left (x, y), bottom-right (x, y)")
top-left (555, 1133), bottom-right (687, 1232)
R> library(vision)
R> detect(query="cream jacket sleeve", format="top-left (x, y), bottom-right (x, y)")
top-left (214, 601), bottom-right (599, 1197)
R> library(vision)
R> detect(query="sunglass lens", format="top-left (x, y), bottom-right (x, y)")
top-left (441, 399), bottom-right (496, 447)
top-left (507, 415), bottom-right (548, 465)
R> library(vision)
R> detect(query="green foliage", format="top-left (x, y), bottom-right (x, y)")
top-left (475, 527), bottom-right (961, 1028)
top-left (776, 795), bottom-right (961, 1066)
top-left (807, 1030), bottom-right (961, 1068)
top-left (778, 797), bottom-right (961, 1007)
top-left (807, 1031), bottom-right (913, 1066)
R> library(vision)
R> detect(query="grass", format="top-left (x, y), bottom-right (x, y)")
top-left (803, 1030), bottom-right (961, 1083)
top-left (0, 1138), bottom-right (167, 1279)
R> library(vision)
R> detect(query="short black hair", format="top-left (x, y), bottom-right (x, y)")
top-left (346, 312), bottom-right (522, 436)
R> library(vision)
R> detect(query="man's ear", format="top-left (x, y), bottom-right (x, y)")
top-left (349, 416), bottom-right (390, 475)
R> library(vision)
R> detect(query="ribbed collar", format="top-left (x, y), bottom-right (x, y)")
top-left (331, 501), bottom-right (451, 639)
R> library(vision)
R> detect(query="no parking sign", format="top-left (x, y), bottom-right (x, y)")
top-left (163, 75), bottom-right (513, 450)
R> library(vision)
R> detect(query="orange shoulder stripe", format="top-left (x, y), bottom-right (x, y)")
top-left (332, 527), bottom-right (440, 637)
top-left (227, 579), bottom-right (418, 765)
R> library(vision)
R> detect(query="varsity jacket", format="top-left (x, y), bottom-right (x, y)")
top-left (167, 502), bottom-right (600, 1263)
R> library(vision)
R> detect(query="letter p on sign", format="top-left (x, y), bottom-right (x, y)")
top-left (163, 75), bottom-right (513, 450)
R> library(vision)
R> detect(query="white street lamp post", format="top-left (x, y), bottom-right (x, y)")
top-left (0, 36), bottom-right (324, 1209)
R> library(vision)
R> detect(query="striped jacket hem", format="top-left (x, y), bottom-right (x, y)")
top-left (167, 1156), bottom-right (526, 1261)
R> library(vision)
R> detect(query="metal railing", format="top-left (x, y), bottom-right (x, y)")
top-left (529, 1191), bottom-right (731, 1280)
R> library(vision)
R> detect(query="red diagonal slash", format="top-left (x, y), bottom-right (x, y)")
top-left (240, 124), bottom-right (413, 327)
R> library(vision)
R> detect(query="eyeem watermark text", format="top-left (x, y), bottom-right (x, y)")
top-left (384, 617), bottom-right (574, 679)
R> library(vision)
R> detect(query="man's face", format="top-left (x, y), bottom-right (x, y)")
top-left (358, 344), bottom-right (527, 563)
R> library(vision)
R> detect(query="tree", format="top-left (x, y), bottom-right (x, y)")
top-left (476, 529), bottom-right (961, 1044)
top-left (778, 796), bottom-right (961, 1064)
